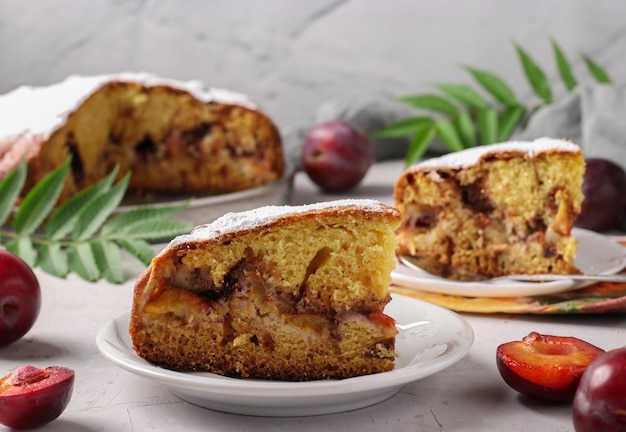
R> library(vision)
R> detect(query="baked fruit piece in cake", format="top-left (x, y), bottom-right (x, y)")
top-left (394, 138), bottom-right (584, 280)
top-left (129, 199), bottom-right (401, 381)
top-left (0, 73), bottom-right (283, 203)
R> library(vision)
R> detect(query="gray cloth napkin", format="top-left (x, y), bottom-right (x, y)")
top-left (285, 84), bottom-right (626, 170)
top-left (513, 84), bottom-right (626, 170)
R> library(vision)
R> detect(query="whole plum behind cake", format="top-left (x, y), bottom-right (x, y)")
top-left (0, 73), bottom-right (284, 203)
top-left (129, 199), bottom-right (401, 381)
top-left (394, 138), bottom-right (584, 280)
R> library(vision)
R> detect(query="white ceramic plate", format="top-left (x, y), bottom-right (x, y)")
top-left (116, 162), bottom-right (294, 227)
top-left (391, 228), bottom-right (626, 298)
top-left (96, 294), bottom-right (473, 417)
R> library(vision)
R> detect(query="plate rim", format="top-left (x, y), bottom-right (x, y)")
top-left (116, 160), bottom-right (296, 211)
top-left (391, 227), bottom-right (626, 298)
top-left (96, 293), bottom-right (474, 404)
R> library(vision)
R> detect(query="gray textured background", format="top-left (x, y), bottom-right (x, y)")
top-left (2, 0), bottom-right (625, 164)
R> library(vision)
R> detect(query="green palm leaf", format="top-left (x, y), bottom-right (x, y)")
top-left (5, 236), bottom-right (36, 267)
top-left (477, 108), bottom-right (499, 145)
top-left (454, 111), bottom-right (477, 148)
top-left (551, 39), bottom-right (577, 91)
top-left (399, 94), bottom-right (459, 116)
top-left (91, 240), bottom-right (125, 284)
top-left (117, 219), bottom-right (193, 241)
top-left (36, 243), bottom-right (69, 278)
top-left (372, 117), bottom-right (433, 138)
top-left (101, 202), bottom-right (189, 236)
top-left (465, 67), bottom-right (517, 105)
top-left (115, 238), bottom-right (157, 267)
top-left (405, 124), bottom-right (437, 167)
top-left (67, 244), bottom-right (100, 282)
top-left (581, 53), bottom-right (612, 83)
top-left (73, 173), bottom-right (130, 241)
top-left (45, 166), bottom-right (118, 240)
top-left (0, 159), bottom-right (27, 227)
top-left (0, 157), bottom-right (190, 283)
top-left (498, 105), bottom-right (526, 141)
top-left (435, 119), bottom-right (464, 152)
top-left (515, 43), bottom-right (552, 103)
top-left (436, 84), bottom-right (489, 109)
top-left (12, 159), bottom-right (70, 235)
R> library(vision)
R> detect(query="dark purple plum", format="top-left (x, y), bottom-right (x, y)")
top-left (0, 250), bottom-right (41, 347)
top-left (301, 121), bottom-right (375, 193)
top-left (573, 348), bottom-right (626, 431)
top-left (575, 158), bottom-right (626, 232)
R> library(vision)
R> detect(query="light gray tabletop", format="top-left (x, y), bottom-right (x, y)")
top-left (2, 160), bottom-right (624, 432)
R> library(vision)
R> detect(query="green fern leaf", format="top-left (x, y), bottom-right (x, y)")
top-left (436, 84), bottom-right (489, 109)
top-left (115, 238), bottom-right (157, 267)
top-left (0, 157), bottom-right (190, 283)
top-left (515, 43), bottom-right (552, 103)
top-left (91, 240), bottom-right (125, 284)
top-left (0, 159), bottom-right (27, 227)
top-left (101, 202), bottom-right (189, 236)
top-left (551, 39), bottom-right (577, 91)
top-left (73, 173), bottom-right (130, 241)
top-left (435, 119), bottom-right (464, 152)
top-left (45, 166), bottom-right (118, 240)
top-left (118, 219), bottom-right (193, 241)
top-left (405, 124), bottom-right (436, 167)
top-left (12, 159), bottom-right (70, 235)
top-left (36, 243), bottom-right (69, 278)
top-left (5, 236), bottom-right (36, 267)
top-left (477, 108), bottom-right (499, 145)
top-left (372, 117), bottom-right (433, 138)
top-left (67, 244), bottom-right (100, 282)
top-left (498, 105), bottom-right (526, 141)
top-left (399, 94), bottom-right (459, 116)
top-left (581, 53), bottom-right (612, 83)
top-left (454, 112), bottom-right (477, 148)
top-left (465, 67), bottom-right (517, 105)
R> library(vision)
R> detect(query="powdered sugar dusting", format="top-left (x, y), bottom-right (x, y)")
top-left (0, 72), bottom-right (257, 141)
top-left (170, 199), bottom-right (388, 246)
top-left (414, 137), bottom-right (580, 170)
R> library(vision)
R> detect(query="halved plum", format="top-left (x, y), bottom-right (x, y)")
top-left (496, 332), bottom-right (605, 402)
top-left (0, 365), bottom-right (75, 429)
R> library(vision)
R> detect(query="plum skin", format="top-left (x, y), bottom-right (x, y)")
top-left (575, 158), bottom-right (626, 232)
top-left (301, 121), bottom-right (375, 193)
top-left (0, 250), bottom-right (41, 347)
top-left (573, 348), bottom-right (626, 432)
top-left (496, 356), bottom-right (581, 402)
top-left (0, 365), bottom-right (75, 430)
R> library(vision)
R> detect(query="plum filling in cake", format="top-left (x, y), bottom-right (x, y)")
top-left (65, 134), bottom-right (85, 185)
top-left (137, 249), bottom-right (396, 380)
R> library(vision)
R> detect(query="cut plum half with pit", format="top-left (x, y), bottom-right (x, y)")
top-left (0, 365), bottom-right (75, 429)
top-left (496, 332), bottom-right (605, 402)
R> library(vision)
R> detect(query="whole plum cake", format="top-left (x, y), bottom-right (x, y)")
top-left (0, 73), bottom-right (284, 203)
